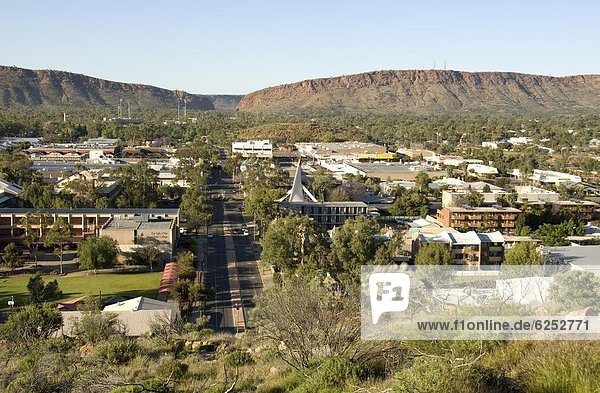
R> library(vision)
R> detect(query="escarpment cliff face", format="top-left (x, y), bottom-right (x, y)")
top-left (0, 66), bottom-right (242, 110)
top-left (237, 70), bottom-right (600, 114)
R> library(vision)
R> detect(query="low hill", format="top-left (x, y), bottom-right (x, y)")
top-left (237, 70), bottom-right (600, 114)
top-left (236, 122), bottom-right (366, 143)
top-left (0, 66), bottom-right (241, 110)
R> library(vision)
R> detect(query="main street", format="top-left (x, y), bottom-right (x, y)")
top-left (204, 168), bottom-right (263, 333)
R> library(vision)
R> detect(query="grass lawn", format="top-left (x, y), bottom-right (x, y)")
top-left (0, 272), bottom-right (162, 311)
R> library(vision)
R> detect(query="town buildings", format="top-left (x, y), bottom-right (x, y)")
top-left (412, 230), bottom-right (505, 267)
top-left (277, 161), bottom-right (368, 228)
top-left (0, 208), bottom-right (179, 252)
top-left (436, 206), bottom-right (521, 234)
top-left (296, 141), bottom-right (387, 162)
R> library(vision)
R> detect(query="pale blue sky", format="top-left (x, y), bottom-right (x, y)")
top-left (1, 1), bottom-right (598, 94)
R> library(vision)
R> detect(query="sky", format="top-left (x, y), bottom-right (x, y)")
top-left (1, 1), bottom-right (599, 94)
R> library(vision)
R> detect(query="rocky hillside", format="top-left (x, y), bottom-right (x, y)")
top-left (237, 70), bottom-right (600, 114)
top-left (0, 66), bottom-right (242, 110)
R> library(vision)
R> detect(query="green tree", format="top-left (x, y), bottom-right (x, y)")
top-left (331, 216), bottom-right (382, 275)
top-left (260, 215), bottom-right (326, 274)
top-left (44, 217), bottom-right (72, 274)
top-left (21, 182), bottom-right (54, 209)
top-left (2, 242), bottom-right (23, 271)
top-left (127, 246), bottom-right (162, 272)
top-left (415, 172), bottom-right (431, 194)
top-left (414, 243), bottom-right (453, 265)
top-left (548, 270), bottom-right (600, 312)
top-left (503, 242), bottom-right (543, 265)
top-left (113, 160), bottom-right (159, 208)
top-left (20, 212), bottom-right (50, 266)
top-left (390, 187), bottom-right (430, 217)
top-left (78, 236), bottom-right (120, 272)
top-left (0, 304), bottom-right (62, 349)
top-left (171, 280), bottom-right (205, 315)
top-left (310, 167), bottom-right (337, 202)
top-left (27, 273), bottom-right (62, 304)
top-left (180, 186), bottom-right (213, 234)
top-left (244, 186), bottom-right (282, 232)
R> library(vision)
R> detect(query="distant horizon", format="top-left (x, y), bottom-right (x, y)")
top-left (3, 64), bottom-right (600, 96)
top-left (2, 1), bottom-right (598, 94)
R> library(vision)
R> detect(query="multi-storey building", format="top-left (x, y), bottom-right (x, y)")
top-left (550, 200), bottom-right (598, 221)
top-left (0, 208), bottom-right (179, 245)
top-left (412, 230), bottom-right (505, 267)
top-left (436, 206), bottom-right (521, 234)
top-left (232, 140), bottom-right (273, 158)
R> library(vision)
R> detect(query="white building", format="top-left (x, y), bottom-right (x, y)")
top-left (514, 186), bottom-right (560, 203)
top-left (467, 163), bottom-right (499, 176)
top-left (232, 140), bottom-right (273, 158)
top-left (507, 137), bottom-right (532, 145)
top-left (529, 169), bottom-right (582, 186)
top-left (295, 141), bottom-right (387, 162)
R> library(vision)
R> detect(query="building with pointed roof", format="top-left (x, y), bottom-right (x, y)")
top-left (278, 160), bottom-right (368, 228)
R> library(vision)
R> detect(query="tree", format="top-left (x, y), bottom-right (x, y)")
top-left (548, 270), bottom-right (600, 312)
top-left (78, 236), bottom-right (120, 272)
top-left (503, 242), bottom-right (543, 265)
top-left (180, 186), bottom-right (213, 234)
top-left (71, 310), bottom-right (125, 344)
top-left (254, 279), bottom-right (388, 370)
top-left (2, 242), bottom-right (23, 271)
top-left (415, 172), bottom-right (431, 194)
top-left (113, 160), bottom-right (159, 208)
top-left (21, 182), bottom-right (54, 209)
top-left (535, 218), bottom-right (584, 246)
top-left (0, 304), bottom-right (62, 349)
top-left (260, 215), bottom-right (325, 273)
top-left (127, 246), bottom-right (162, 272)
top-left (171, 280), bottom-right (205, 315)
top-left (331, 216), bottom-right (382, 275)
top-left (310, 168), bottom-right (337, 202)
top-left (20, 212), bottom-right (50, 266)
top-left (414, 243), bottom-right (453, 265)
top-left (44, 217), bottom-right (72, 274)
top-left (244, 186), bottom-right (282, 231)
top-left (27, 273), bottom-right (62, 304)
top-left (390, 187), bottom-right (430, 217)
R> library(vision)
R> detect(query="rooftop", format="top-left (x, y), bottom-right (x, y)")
top-left (103, 296), bottom-right (175, 312)
top-left (443, 206), bottom-right (521, 213)
top-left (543, 245), bottom-right (600, 274)
top-left (0, 208), bottom-right (179, 215)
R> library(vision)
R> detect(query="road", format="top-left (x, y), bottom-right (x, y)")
top-left (204, 168), bottom-right (263, 333)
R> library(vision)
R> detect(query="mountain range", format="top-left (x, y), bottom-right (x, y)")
top-left (0, 66), bottom-right (242, 110)
top-left (237, 70), bottom-right (600, 114)
top-left (3, 66), bottom-right (600, 114)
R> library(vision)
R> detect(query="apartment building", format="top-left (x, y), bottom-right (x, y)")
top-left (550, 200), bottom-right (598, 221)
top-left (412, 230), bottom-right (505, 267)
top-left (436, 206), bottom-right (521, 234)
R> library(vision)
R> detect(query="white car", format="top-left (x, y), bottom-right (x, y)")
top-left (207, 233), bottom-right (214, 239)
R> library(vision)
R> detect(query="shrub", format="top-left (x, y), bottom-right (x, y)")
top-left (92, 335), bottom-right (138, 365)
top-left (224, 350), bottom-right (254, 368)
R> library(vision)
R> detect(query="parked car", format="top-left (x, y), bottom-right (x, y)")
top-left (207, 232), bottom-right (214, 239)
